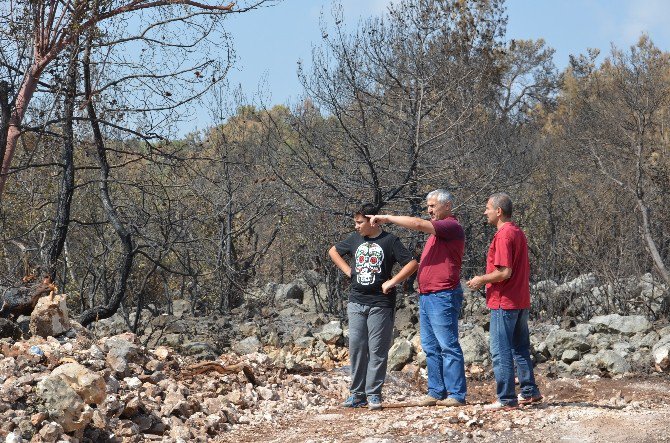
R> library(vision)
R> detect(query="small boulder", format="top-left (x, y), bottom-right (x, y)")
top-left (589, 314), bottom-right (652, 336)
top-left (460, 327), bottom-right (488, 364)
top-left (51, 362), bottom-right (106, 405)
top-left (314, 321), bottom-right (343, 345)
top-left (103, 333), bottom-right (146, 376)
top-left (654, 346), bottom-right (670, 372)
top-left (276, 282), bottom-right (304, 303)
top-left (38, 421), bottom-right (64, 443)
top-left (293, 336), bottom-right (316, 349)
top-left (232, 336), bottom-right (261, 355)
top-left (387, 339), bottom-right (413, 371)
top-left (561, 349), bottom-right (580, 364)
top-left (36, 375), bottom-right (93, 433)
top-left (544, 330), bottom-right (591, 357)
top-left (29, 294), bottom-right (71, 338)
top-left (595, 350), bottom-right (631, 375)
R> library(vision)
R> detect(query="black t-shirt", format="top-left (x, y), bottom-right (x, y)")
top-left (335, 230), bottom-right (414, 308)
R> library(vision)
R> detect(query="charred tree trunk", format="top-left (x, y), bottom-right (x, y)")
top-left (0, 80), bottom-right (10, 174)
top-left (78, 36), bottom-right (134, 327)
top-left (46, 47), bottom-right (78, 279)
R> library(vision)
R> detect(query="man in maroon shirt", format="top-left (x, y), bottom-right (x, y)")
top-left (467, 193), bottom-right (542, 410)
top-left (368, 189), bottom-right (467, 407)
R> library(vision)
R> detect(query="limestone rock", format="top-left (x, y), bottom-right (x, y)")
top-left (276, 282), bottom-right (304, 303)
top-left (545, 330), bottom-right (591, 357)
top-left (654, 346), bottom-right (670, 371)
top-left (595, 350), bottom-right (631, 374)
top-left (232, 336), bottom-right (262, 355)
top-left (555, 274), bottom-right (599, 295)
top-left (314, 321), bottom-right (343, 345)
top-left (387, 339), bottom-right (413, 371)
top-left (460, 327), bottom-right (488, 364)
top-left (51, 362), bottom-right (106, 405)
top-left (38, 421), bottom-right (63, 443)
top-left (589, 314), bottom-right (652, 336)
top-left (561, 349), bottom-right (580, 363)
top-left (103, 333), bottom-right (146, 376)
top-left (36, 375), bottom-right (93, 433)
top-left (293, 336), bottom-right (316, 349)
top-left (394, 307), bottom-right (417, 334)
top-left (29, 294), bottom-right (71, 338)
top-left (4, 431), bottom-right (23, 443)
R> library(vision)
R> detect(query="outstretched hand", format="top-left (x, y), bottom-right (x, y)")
top-left (366, 214), bottom-right (388, 227)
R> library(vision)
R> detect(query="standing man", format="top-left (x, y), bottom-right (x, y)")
top-left (367, 189), bottom-right (467, 407)
top-left (329, 203), bottom-right (418, 410)
top-left (466, 193), bottom-right (542, 410)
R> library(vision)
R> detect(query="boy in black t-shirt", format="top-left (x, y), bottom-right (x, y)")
top-left (328, 203), bottom-right (418, 410)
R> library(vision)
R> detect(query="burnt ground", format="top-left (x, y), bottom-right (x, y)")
top-left (221, 366), bottom-right (670, 443)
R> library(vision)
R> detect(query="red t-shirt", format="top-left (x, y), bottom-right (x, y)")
top-left (417, 217), bottom-right (464, 293)
top-left (485, 222), bottom-right (531, 309)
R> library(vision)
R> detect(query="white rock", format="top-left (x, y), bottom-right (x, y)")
top-left (51, 362), bottom-right (106, 405)
top-left (124, 376), bottom-right (142, 390)
top-left (29, 294), bottom-right (71, 338)
top-left (654, 346), bottom-right (670, 371)
top-left (5, 431), bottom-right (22, 443)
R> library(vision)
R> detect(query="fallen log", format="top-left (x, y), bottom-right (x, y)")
top-left (184, 361), bottom-right (257, 385)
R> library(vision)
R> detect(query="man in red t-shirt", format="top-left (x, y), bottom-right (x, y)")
top-left (368, 189), bottom-right (467, 407)
top-left (467, 193), bottom-right (542, 410)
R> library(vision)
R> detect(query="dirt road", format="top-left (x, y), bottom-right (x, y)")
top-left (223, 370), bottom-right (670, 443)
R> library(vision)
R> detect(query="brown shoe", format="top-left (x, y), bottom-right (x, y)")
top-left (436, 397), bottom-right (466, 407)
top-left (518, 394), bottom-right (543, 405)
top-left (416, 395), bottom-right (439, 406)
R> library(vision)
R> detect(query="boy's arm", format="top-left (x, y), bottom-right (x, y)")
top-left (367, 214), bottom-right (435, 235)
top-left (328, 246), bottom-right (351, 278)
top-left (381, 259), bottom-right (419, 294)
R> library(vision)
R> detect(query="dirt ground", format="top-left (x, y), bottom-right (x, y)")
top-left (222, 367), bottom-right (670, 443)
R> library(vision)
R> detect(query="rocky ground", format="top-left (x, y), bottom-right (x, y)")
top-left (226, 372), bottom-right (670, 443)
top-left (2, 326), bottom-right (670, 443)
top-left (1, 272), bottom-right (669, 442)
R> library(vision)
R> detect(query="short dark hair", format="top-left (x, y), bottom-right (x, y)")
top-left (354, 203), bottom-right (378, 217)
top-left (489, 192), bottom-right (513, 217)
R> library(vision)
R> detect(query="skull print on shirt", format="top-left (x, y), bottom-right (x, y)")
top-left (354, 242), bottom-right (385, 285)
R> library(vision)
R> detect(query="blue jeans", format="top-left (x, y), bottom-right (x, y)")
top-left (419, 288), bottom-right (466, 403)
top-left (489, 308), bottom-right (541, 405)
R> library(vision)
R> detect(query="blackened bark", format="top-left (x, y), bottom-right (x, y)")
top-left (0, 80), bottom-right (10, 177)
top-left (46, 49), bottom-right (77, 277)
top-left (78, 37), bottom-right (134, 327)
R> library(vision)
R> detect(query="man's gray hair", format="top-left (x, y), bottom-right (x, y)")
top-left (427, 189), bottom-right (454, 205)
top-left (490, 192), bottom-right (513, 217)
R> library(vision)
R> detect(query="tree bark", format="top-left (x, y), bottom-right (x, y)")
top-left (0, 80), bottom-right (11, 172)
top-left (46, 48), bottom-right (78, 278)
top-left (78, 37), bottom-right (134, 327)
top-left (0, 64), bottom-right (43, 197)
top-left (637, 198), bottom-right (670, 286)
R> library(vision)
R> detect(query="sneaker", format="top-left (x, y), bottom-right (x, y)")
top-left (483, 400), bottom-right (518, 411)
top-left (416, 395), bottom-right (440, 406)
top-left (342, 394), bottom-right (368, 408)
top-left (436, 397), bottom-right (466, 407)
top-left (367, 394), bottom-right (382, 410)
top-left (518, 393), bottom-right (543, 405)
